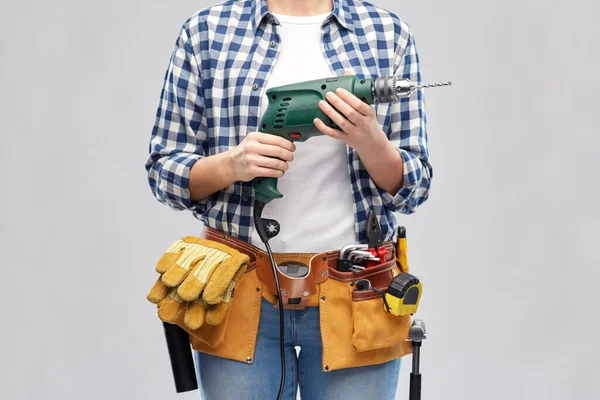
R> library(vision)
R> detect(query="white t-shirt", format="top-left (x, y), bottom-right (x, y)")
top-left (249, 12), bottom-right (357, 253)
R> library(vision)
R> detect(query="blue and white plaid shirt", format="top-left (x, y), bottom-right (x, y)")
top-left (146, 0), bottom-right (433, 244)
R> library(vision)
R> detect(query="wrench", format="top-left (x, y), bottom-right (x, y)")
top-left (339, 244), bottom-right (369, 260)
top-left (346, 250), bottom-right (374, 260)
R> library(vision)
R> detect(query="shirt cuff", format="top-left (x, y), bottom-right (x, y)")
top-left (157, 153), bottom-right (205, 212)
top-left (375, 148), bottom-right (421, 212)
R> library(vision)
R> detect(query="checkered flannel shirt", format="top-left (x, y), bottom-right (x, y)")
top-left (145, 0), bottom-right (433, 244)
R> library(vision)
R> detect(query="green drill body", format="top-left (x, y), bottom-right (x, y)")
top-left (253, 75), bottom-right (375, 204)
top-left (259, 75), bottom-right (375, 141)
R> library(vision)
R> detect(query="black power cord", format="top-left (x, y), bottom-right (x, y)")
top-left (253, 200), bottom-right (286, 400)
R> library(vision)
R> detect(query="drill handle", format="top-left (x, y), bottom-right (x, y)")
top-left (253, 177), bottom-right (283, 204)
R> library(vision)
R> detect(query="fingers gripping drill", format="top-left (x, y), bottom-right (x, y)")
top-left (252, 75), bottom-right (449, 400)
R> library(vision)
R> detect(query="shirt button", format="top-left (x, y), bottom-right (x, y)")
top-left (252, 83), bottom-right (259, 90)
top-left (269, 40), bottom-right (276, 47)
top-left (242, 195), bottom-right (248, 201)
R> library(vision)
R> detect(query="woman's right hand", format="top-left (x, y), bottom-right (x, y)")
top-left (228, 132), bottom-right (296, 182)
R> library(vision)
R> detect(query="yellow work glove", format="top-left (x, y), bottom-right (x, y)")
top-left (146, 236), bottom-right (250, 330)
top-left (185, 264), bottom-right (247, 328)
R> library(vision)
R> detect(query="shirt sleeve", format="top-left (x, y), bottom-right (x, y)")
top-left (145, 25), bottom-right (208, 213)
top-left (377, 30), bottom-right (433, 214)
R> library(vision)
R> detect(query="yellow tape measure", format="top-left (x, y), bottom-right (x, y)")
top-left (385, 226), bottom-right (422, 316)
top-left (385, 273), bottom-right (422, 316)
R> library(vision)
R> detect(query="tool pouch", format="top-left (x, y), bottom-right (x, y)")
top-left (146, 236), bottom-right (251, 348)
top-left (351, 284), bottom-right (407, 352)
top-left (319, 257), bottom-right (412, 371)
top-left (255, 252), bottom-right (329, 309)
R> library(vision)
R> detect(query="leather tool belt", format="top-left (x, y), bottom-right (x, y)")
top-left (201, 226), bottom-right (396, 309)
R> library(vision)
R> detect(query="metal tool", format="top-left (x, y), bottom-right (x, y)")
top-left (408, 320), bottom-right (427, 400)
top-left (347, 250), bottom-right (373, 257)
top-left (337, 244), bottom-right (371, 272)
top-left (347, 250), bottom-right (377, 261)
top-left (351, 256), bottom-right (379, 263)
top-left (349, 255), bottom-right (379, 264)
top-left (349, 265), bottom-right (365, 274)
top-left (345, 249), bottom-right (379, 273)
top-left (389, 79), bottom-right (452, 100)
top-left (340, 244), bottom-right (369, 259)
top-left (366, 211), bottom-right (383, 249)
top-left (365, 210), bottom-right (388, 267)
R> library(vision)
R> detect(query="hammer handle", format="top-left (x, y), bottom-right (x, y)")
top-left (162, 322), bottom-right (198, 393)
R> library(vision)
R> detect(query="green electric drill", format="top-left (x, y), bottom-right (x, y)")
top-left (252, 75), bottom-right (451, 205)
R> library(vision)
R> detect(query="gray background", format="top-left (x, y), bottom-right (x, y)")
top-left (1, 0), bottom-right (598, 399)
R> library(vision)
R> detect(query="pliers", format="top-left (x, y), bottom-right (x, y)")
top-left (365, 210), bottom-right (389, 267)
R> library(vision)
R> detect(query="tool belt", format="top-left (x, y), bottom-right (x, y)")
top-left (172, 226), bottom-right (414, 372)
top-left (200, 226), bottom-right (397, 309)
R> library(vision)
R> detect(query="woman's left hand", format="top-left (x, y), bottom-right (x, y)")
top-left (313, 72), bottom-right (387, 151)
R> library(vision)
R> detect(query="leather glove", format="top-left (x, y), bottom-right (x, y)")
top-left (146, 236), bottom-right (250, 329)
top-left (185, 264), bottom-right (247, 328)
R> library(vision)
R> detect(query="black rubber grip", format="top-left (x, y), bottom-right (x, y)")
top-left (387, 273), bottom-right (419, 298)
top-left (410, 373), bottom-right (422, 400)
top-left (162, 322), bottom-right (198, 393)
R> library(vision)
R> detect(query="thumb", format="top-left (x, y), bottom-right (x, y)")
top-left (343, 70), bottom-right (353, 76)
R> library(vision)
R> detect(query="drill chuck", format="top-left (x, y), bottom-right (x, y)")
top-left (373, 76), bottom-right (399, 103)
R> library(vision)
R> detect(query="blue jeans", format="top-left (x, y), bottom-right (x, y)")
top-left (195, 297), bottom-right (401, 400)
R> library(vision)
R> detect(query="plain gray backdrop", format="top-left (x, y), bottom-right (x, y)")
top-left (1, 0), bottom-right (599, 399)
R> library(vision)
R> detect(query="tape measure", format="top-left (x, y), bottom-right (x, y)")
top-left (385, 272), bottom-right (422, 316)
top-left (384, 226), bottom-right (422, 316)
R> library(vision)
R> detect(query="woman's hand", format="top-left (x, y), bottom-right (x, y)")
top-left (313, 72), bottom-right (387, 151)
top-left (228, 131), bottom-right (296, 182)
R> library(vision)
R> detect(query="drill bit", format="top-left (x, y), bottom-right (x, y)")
top-left (394, 79), bottom-right (451, 97)
top-left (417, 81), bottom-right (452, 89)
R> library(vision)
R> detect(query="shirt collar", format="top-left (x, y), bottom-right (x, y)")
top-left (251, 0), bottom-right (355, 33)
